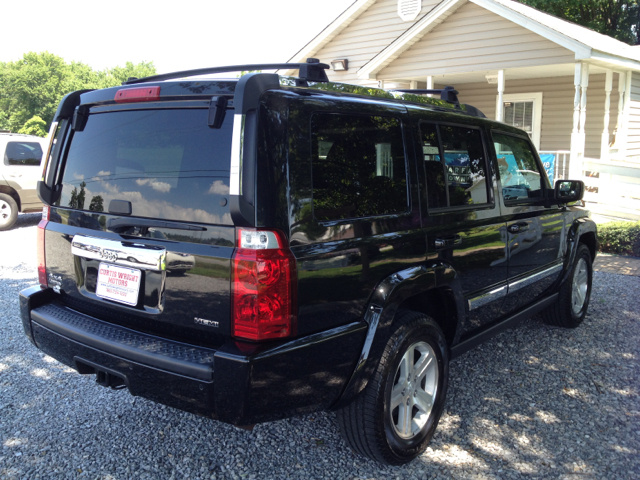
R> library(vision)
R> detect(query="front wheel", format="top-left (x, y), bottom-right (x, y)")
top-left (543, 243), bottom-right (593, 328)
top-left (336, 311), bottom-right (449, 465)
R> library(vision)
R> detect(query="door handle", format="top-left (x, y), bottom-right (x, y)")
top-left (9, 174), bottom-right (22, 178)
top-left (508, 223), bottom-right (530, 234)
top-left (435, 235), bottom-right (462, 249)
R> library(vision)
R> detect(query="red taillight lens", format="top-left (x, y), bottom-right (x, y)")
top-left (114, 86), bottom-right (161, 103)
top-left (231, 229), bottom-right (297, 341)
top-left (37, 206), bottom-right (49, 287)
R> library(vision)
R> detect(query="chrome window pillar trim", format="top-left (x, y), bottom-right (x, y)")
top-left (507, 263), bottom-right (563, 294)
top-left (229, 114), bottom-right (246, 196)
top-left (468, 285), bottom-right (507, 311)
top-left (71, 235), bottom-right (166, 271)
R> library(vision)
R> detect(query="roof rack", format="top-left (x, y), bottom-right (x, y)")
top-left (391, 86), bottom-right (459, 105)
top-left (122, 58), bottom-right (330, 85)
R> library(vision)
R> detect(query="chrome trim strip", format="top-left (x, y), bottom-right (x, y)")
top-left (508, 263), bottom-right (563, 294)
top-left (71, 235), bottom-right (166, 271)
top-left (229, 114), bottom-right (245, 196)
top-left (468, 285), bottom-right (507, 311)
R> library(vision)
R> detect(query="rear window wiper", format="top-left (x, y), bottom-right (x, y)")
top-left (107, 218), bottom-right (207, 233)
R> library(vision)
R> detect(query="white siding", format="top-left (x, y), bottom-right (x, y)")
top-left (627, 72), bottom-right (640, 159)
top-left (378, 2), bottom-right (575, 79)
top-left (449, 74), bottom-right (619, 159)
top-left (314, 0), bottom-right (443, 87)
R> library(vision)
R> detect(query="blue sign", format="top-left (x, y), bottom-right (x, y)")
top-left (539, 153), bottom-right (556, 182)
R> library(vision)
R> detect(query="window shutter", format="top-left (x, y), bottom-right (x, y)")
top-left (398, 0), bottom-right (421, 21)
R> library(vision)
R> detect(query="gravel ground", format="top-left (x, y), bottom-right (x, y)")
top-left (1, 214), bottom-right (639, 479)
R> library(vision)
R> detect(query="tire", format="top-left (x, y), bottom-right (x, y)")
top-left (543, 243), bottom-right (593, 328)
top-left (336, 311), bottom-right (449, 465)
top-left (0, 193), bottom-right (19, 231)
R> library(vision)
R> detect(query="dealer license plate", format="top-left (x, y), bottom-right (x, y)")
top-left (96, 262), bottom-right (142, 306)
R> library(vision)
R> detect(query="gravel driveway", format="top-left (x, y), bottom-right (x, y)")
top-left (2, 215), bottom-right (639, 479)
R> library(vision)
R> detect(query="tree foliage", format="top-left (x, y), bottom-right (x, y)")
top-left (0, 52), bottom-right (156, 133)
top-left (518, 0), bottom-right (640, 45)
top-left (18, 115), bottom-right (47, 137)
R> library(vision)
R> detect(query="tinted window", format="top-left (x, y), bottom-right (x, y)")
top-left (4, 141), bottom-right (43, 166)
top-left (419, 123), bottom-right (489, 209)
top-left (492, 132), bottom-right (543, 201)
top-left (57, 109), bottom-right (233, 224)
top-left (311, 114), bottom-right (408, 221)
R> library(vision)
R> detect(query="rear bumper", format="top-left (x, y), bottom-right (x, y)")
top-left (20, 286), bottom-right (367, 425)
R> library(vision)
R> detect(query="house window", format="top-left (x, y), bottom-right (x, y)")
top-left (496, 93), bottom-right (542, 150)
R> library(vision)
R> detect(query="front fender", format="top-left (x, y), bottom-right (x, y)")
top-left (561, 215), bottom-right (597, 284)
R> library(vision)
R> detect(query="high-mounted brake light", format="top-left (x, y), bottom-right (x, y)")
top-left (114, 86), bottom-right (161, 104)
top-left (37, 206), bottom-right (50, 287)
top-left (231, 228), bottom-right (297, 341)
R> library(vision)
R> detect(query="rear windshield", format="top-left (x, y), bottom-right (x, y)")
top-left (56, 108), bottom-right (233, 225)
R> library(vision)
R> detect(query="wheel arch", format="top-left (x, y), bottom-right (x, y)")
top-left (0, 185), bottom-right (21, 211)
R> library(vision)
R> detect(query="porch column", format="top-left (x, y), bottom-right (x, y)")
top-left (496, 70), bottom-right (505, 122)
top-left (600, 70), bottom-right (613, 160)
top-left (612, 71), bottom-right (627, 155)
top-left (426, 76), bottom-right (433, 97)
top-left (378, 80), bottom-right (385, 89)
top-left (619, 71), bottom-right (633, 158)
top-left (569, 62), bottom-right (588, 178)
top-left (410, 80), bottom-right (418, 90)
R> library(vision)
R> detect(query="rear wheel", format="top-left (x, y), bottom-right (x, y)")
top-left (0, 193), bottom-right (18, 231)
top-left (336, 311), bottom-right (449, 465)
top-left (543, 243), bottom-right (593, 328)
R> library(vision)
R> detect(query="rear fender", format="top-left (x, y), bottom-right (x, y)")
top-left (332, 263), bottom-right (458, 409)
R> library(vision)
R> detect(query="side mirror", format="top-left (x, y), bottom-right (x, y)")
top-left (554, 179), bottom-right (584, 204)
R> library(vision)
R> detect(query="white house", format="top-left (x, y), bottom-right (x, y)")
top-left (283, 0), bottom-right (640, 217)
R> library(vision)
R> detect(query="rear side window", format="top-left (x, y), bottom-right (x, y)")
top-left (492, 132), bottom-right (544, 201)
top-left (419, 122), bottom-right (490, 209)
top-left (311, 113), bottom-right (408, 221)
top-left (4, 141), bottom-right (43, 166)
top-left (56, 109), bottom-right (233, 225)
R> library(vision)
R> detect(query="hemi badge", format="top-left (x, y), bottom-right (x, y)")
top-left (194, 317), bottom-right (219, 328)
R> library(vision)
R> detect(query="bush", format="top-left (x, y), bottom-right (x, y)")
top-left (597, 220), bottom-right (640, 257)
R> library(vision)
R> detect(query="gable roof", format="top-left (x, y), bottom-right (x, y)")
top-left (358, 0), bottom-right (640, 79)
top-left (280, 0), bottom-right (376, 76)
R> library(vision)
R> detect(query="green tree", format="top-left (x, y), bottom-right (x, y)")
top-left (0, 52), bottom-right (156, 133)
top-left (18, 115), bottom-right (47, 137)
top-left (518, 0), bottom-right (640, 45)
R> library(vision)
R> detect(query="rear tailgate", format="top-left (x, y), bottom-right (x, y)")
top-left (44, 99), bottom-right (235, 348)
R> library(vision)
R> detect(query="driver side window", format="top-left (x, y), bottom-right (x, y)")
top-left (492, 132), bottom-right (544, 202)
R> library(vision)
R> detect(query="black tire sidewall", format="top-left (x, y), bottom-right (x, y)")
top-left (380, 318), bottom-right (449, 463)
top-left (0, 193), bottom-right (18, 231)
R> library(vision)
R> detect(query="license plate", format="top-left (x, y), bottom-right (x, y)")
top-left (96, 262), bottom-right (142, 306)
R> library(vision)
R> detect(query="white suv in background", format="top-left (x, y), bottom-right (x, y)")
top-left (0, 132), bottom-right (46, 230)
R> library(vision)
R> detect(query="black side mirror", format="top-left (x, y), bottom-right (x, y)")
top-left (554, 180), bottom-right (584, 204)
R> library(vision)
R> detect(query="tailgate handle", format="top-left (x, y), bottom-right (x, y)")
top-left (71, 235), bottom-right (166, 271)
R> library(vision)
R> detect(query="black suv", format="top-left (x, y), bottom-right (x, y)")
top-left (20, 59), bottom-right (596, 465)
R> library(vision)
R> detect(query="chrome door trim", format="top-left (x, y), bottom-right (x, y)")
top-left (229, 113), bottom-right (245, 196)
top-left (508, 263), bottom-right (563, 293)
top-left (71, 235), bottom-right (166, 271)
top-left (468, 285), bottom-right (507, 311)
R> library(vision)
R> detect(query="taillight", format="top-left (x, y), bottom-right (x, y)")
top-left (37, 206), bottom-right (50, 287)
top-left (231, 228), bottom-right (297, 341)
top-left (114, 86), bottom-right (161, 103)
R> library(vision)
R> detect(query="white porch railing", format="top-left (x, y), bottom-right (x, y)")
top-left (539, 151), bottom-right (640, 220)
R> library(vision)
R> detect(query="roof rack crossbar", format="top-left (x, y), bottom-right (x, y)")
top-left (391, 86), bottom-right (459, 105)
top-left (123, 58), bottom-right (330, 85)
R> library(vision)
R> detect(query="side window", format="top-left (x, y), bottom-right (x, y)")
top-left (419, 122), bottom-right (490, 209)
top-left (4, 141), bottom-right (43, 166)
top-left (492, 132), bottom-right (544, 201)
top-left (311, 113), bottom-right (408, 221)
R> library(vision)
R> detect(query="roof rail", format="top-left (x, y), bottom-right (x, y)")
top-left (122, 58), bottom-right (330, 85)
top-left (391, 86), bottom-right (459, 105)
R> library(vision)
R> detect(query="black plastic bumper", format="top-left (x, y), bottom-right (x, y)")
top-left (20, 286), bottom-right (367, 425)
